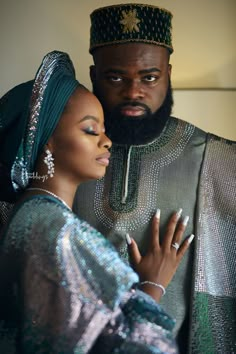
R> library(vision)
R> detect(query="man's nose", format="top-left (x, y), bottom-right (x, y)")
top-left (123, 80), bottom-right (144, 100)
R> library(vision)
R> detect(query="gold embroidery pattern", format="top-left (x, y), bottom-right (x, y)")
top-left (119, 10), bottom-right (140, 33)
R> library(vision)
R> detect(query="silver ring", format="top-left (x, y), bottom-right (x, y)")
top-left (171, 242), bottom-right (180, 250)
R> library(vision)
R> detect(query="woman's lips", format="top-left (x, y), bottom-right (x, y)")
top-left (96, 152), bottom-right (111, 166)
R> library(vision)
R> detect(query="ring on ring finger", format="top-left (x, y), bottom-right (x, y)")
top-left (171, 242), bottom-right (180, 250)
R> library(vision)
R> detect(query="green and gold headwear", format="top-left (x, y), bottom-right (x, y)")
top-left (0, 51), bottom-right (79, 202)
top-left (90, 3), bottom-right (173, 54)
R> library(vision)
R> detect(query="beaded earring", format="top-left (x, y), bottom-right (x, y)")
top-left (43, 149), bottom-right (54, 178)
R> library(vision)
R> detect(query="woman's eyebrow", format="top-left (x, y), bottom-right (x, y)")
top-left (79, 115), bottom-right (99, 123)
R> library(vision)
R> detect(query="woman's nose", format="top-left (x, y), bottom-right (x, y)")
top-left (102, 133), bottom-right (112, 149)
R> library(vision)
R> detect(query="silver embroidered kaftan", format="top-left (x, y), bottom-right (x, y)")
top-left (0, 196), bottom-right (177, 353)
top-left (74, 117), bottom-right (236, 353)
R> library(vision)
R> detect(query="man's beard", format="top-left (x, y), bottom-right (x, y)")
top-left (94, 81), bottom-right (174, 145)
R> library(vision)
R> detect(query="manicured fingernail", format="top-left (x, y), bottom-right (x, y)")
top-left (188, 234), bottom-right (195, 244)
top-left (182, 215), bottom-right (189, 226)
top-left (155, 209), bottom-right (161, 219)
top-left (176, 208), bottom-right (183, 219)
top-left (125, 233), bottom-right (132, 245)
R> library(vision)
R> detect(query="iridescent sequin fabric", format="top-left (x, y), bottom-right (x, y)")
top-left (0, 196), bottom-right (176, 353)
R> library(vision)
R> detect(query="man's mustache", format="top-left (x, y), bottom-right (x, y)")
top-left (112, 101), bottom-right (152, 116)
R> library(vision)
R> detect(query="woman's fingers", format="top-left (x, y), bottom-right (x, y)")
top-left (170, 214), bottom-right (189, 251)
top-left (127, 209), bottom-right (195, 269)
top-left (162, 208), bottom-right (183, 250)
top-left (126, 234), bottom-right (142, 266)
top-left (149, 209), bottom-right (161, 250)
top-left (177, 234), bottom-right (195, 261)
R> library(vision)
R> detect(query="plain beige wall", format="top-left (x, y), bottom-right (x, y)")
top-left (1, 0), bottom-right (235, 139)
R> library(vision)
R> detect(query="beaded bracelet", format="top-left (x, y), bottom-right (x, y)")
top-left (139, 281), bottom-right (166, 296)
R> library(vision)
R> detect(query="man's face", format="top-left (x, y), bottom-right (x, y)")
top-left (90, 43), bottom-right (171, 118)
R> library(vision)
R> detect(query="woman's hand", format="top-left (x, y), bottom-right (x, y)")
top-left (126, 209), bottom-right (194, 302)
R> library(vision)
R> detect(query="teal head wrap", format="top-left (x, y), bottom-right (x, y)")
top-left (0, 51), bottom-right (80, 202)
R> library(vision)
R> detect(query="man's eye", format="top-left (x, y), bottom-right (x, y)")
top-left (108, 76), bottom-right (123, 82)
top-left (143, 76), bottom-right (158, 82)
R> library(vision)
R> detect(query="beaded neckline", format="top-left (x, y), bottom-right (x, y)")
top-left (27, 187), bottom-right (72, 211)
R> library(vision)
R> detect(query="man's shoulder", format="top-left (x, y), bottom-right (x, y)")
top-left (170, 116), bottom-right (205, 134)
top-left (171, 117), bottom-right (235, 146)
top-left (202, 132), bottom-right (236, 178)
top-left (206, 132), bottom-right (236, 146)
top-left (170, 116), bottom-right (207, 144)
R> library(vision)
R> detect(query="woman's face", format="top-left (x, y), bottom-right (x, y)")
top-left (49, 86), bottom-right (112, 184)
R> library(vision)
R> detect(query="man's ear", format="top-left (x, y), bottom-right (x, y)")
top-left (90, 65), bottom-right (96, 84)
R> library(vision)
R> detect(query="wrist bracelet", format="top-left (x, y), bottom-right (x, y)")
top-left (139, 281), bottom-right (166, 296)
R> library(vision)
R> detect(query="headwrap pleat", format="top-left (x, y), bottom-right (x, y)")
top-left (0, 51), bottom-right (80, 202)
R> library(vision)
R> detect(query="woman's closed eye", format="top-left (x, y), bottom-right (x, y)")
top-left (83, 126), bottom-right (99, 136)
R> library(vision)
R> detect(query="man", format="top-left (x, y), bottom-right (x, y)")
top-left (73, 3), bottom-right (236, 353)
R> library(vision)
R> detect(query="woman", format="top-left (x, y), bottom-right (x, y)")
top-left (0, 51), bottom-right (193, 353)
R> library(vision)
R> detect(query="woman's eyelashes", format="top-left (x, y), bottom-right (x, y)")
top-left (83, 126), bottom-right (99, 136)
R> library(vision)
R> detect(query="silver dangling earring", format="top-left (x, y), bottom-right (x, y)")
top-left (43, 149), bottom-right (55, 178)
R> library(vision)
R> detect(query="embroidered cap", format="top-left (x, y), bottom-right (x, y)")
top-left (90, 3), bottom-right (173, 54)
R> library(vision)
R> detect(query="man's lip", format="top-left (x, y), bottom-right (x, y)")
top-left (96, 152), bottom-right (111, 166)
top-left (120, 106), bottom-right (145, 116)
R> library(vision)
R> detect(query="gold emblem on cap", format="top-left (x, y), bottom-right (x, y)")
top-left (119, 9), bottom-right (140, 33)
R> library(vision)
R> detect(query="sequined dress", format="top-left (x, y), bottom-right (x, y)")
top-left (0, 196), bottom-right (177, 353)
top-left (74, 117), bottom-right (236, 353)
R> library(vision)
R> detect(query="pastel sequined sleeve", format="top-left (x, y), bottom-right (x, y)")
top-left (0, 197), bottom-right (177, 353)
top-left (89, 290), bottom-right (177, 354)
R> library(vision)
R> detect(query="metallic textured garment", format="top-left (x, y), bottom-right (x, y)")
top-left (75, 117), bottom-right (206, 345)
top-left (0, 196), bottom-right (177, 353)
top-left (74, 117), bottom-right (236, 353)
top-left (191, 135), bottom-right (236, 353)
top-left (93, 118), bottom-right (195, 231)
top-left (0, 201), bottom-right (14, 231)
